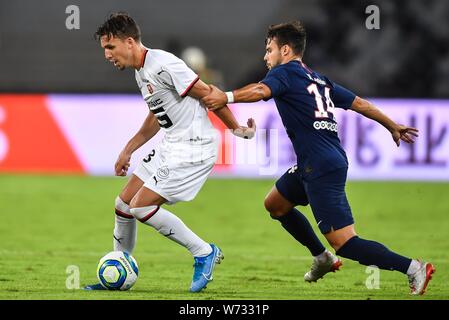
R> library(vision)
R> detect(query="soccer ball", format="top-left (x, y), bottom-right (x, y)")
top-left (96, 251), bottom-right (139, 290)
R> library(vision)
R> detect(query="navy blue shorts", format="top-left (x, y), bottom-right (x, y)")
top-left (275, 166), bottom-right (354, 234)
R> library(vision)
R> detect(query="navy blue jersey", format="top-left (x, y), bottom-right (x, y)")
top-left (261, 60), bottom-right (356, 180)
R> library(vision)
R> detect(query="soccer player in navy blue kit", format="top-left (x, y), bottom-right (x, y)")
top-left (202, 21), bottom-right (435, 295)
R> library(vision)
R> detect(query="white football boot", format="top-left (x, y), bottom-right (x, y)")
top-left (304, 250), bottom-right (342, 282)
top-left (408, 261), bottom-right (435, 295)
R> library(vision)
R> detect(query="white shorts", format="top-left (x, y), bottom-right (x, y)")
top-left (133, 146), bottom-right (216, 205)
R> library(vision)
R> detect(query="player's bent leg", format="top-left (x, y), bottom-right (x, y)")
top-left (129, 182), bottom-right (167, 208)
top-left (266, 187), bottom-right (326, 256)
top-left (129, 187), bottom-right (210, 259)
top-left (119, 174), bottom-right (145, 204)
top-left (330, 224), bottom-right (410, 272)
top-left (129, 186), bottom-right (221, 293)
top-left (265, 186), bottom-right (339, 282)
top-left (264, 186), bottom-right (295, 218)
top-left (84, 175), bottom-right (144, 291)
top-left (114, 174), bottom-right (144, 253)
top-left (330, 225), bottom-right (435, 294)
top-left (300, 218), bottom-right (346, 283)
top-left (114, 196), bottom-right (137, 253)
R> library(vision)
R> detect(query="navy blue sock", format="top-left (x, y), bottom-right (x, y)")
top-left (336, 236), bottom-right (412, 274)
top-left (273, 208), bottom-right (326, 256)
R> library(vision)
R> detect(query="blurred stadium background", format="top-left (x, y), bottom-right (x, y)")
top-left (0, 0), bottom-right (448, 300)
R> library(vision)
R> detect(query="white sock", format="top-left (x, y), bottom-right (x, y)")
top-left (130, 205), bottom-right (212, 257)
top-left (314, 249), bottom-right (329, 263)
top-left (113, 197), bottom-right (137, 253)
top-left (406, 259), bottom-right (421, 276)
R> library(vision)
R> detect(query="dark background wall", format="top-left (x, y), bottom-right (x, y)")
top-left (1, 0), bottom-right (448, 97)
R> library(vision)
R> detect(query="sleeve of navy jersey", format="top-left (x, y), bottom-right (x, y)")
top-left (260, 66), bottom-right (290, 98)
top-left (329, 81), bottom-right (356, 110)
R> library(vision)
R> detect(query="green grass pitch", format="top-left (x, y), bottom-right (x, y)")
top-left (0, 174), bottom-right (448, 300)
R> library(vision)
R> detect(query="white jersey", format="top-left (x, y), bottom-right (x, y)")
top-left (135, 48), bottom-right (218, 163)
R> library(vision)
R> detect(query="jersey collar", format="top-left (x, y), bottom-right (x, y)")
top-left (139, 48), bottom-right (149, 69)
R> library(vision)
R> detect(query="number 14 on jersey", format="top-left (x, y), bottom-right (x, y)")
top-left (307, 83), bottom-right (335, 119)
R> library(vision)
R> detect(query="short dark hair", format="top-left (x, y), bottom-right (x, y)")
top-left (266, 21), bottom-right (306, 57)
top-left (95, 12), bottom-right (141, 41)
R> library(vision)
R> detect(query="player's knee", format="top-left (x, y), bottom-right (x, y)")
top-left (129, 197), bottom-right (140, 209)
top-left (264, 196), bottom-right (274, 213)
top-left (114, 196), bottom-right (134, 219)
top-left (264, 197), bottom-right (284, 219)
top-left (115, 196), bottom-right (129, 210)
top-left (129, 205), bottom-right (160, 223)
top-left (118, 190), bottom-right (133, 206)
top-left (129, 195), bottom-right (159, 211)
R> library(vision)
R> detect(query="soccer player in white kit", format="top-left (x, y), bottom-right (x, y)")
top-left (86, 13), bottom-right (256, 292)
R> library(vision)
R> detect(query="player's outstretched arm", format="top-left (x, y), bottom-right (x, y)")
top-left (188, 79), bottom-right (256, 139)
top-left (201, 83), bottom-right (272, 110)
top-left (351, 96), bottom-right (419, 147)
top-left (114, 112), bottom-right (160, 176)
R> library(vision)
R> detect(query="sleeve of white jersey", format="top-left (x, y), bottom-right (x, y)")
top-left (164, 57), bottom-right (200, 97)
